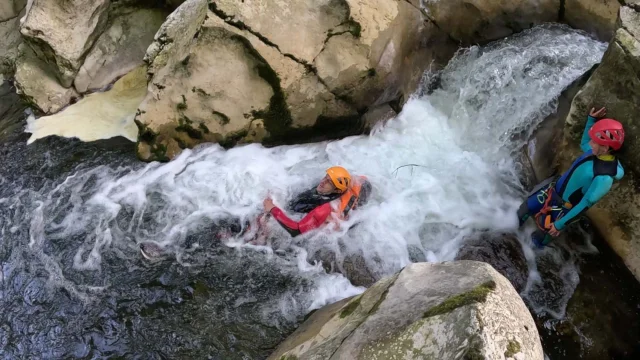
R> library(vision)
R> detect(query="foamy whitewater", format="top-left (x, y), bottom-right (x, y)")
top-left (3, 25), bottom-right (607, 354)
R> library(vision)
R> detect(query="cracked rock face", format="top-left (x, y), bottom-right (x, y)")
top-left (558, 5), bottom-right (640, 282)
top-left (13, 0), bottom-right (168, 114)
top-left (144, 0), bottom-right (208, 82)
top-left (268, 261), bottom-right (544, 360)
top-left (136, 0), bottom-right (456, 161)
top-left (423, 0), bottom-right (558, 44)
top-left (0, 4), bottom-right (25, 76)
top-left (212, 0), bottom-right (349, 64)
top-left (74, 7), bottom-right (169, 93)
top-left (204, 13), bottom-right (356, 130)
top-left (20, 0), bottom-right (111, 87)
top-left (0, 0), bottom-right (26, 22)
top-left (14, 45), bottom-right (79, 114)
top-left (564, 0), bottom-right (621, 40)
top-left (135, 24), bottom-right (275, 161)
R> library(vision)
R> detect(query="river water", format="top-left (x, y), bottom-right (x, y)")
top-left (0, 24), bottom-right (627, 359)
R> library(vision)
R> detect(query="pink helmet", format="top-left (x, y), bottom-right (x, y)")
top-left (588, 119), bottom-right (625, 150)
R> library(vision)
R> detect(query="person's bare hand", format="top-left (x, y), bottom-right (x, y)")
top-left (589, 107), bottom-right (607, 118)
top-left (549, 224), bottom-right (561, 237)
top-left (263, 197), bottom-right (275, 212)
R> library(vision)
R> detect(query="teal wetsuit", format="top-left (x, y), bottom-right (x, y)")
top-left (518, 115), bottom-right (624, 246)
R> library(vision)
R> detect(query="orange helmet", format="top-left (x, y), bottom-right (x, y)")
top-left (326, 166), bottom-right (351, 192)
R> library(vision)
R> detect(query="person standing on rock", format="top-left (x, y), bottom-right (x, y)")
top-left (517, 107), bottom-right (625, 248)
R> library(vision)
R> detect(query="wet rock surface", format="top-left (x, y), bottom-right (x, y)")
top-left (455, 232), bottom-right (529, 292)
top-left (530, 222), bottom-right (640, 360)
top-left (269, 261), bottom-right (544, 360)
top-left (307, 247), bottom-right (378, 288)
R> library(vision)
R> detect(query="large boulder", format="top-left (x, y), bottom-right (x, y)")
top-left (74, 7), bottom-right (168, 93)
top-left (202, 13), bottom-right (357, 134)
top-left (19, 0), bottom-right (111, 87)
top-left (563, 0), bottom-right (621, 40)
top-left (422, 0), bottom-right (559, 44)
top-left (269, 261), bottom-right (544, 360)
top-left (0, 7), bottom-right (24, 76)
top-left (137, 25), bottom-right (276, 160)
top-left (212, 0), bottom-right (347, 64)
top-left (214, 0), bottom-right (453, 108)
top-left (0, 0), bottom-right (26, 22)
top-left (558, 5), bottom-right (640, 281)
top-left (143, 0), bottom-right (209, 83)
top-left (136, 0), bottom-right (456, 161)
top-left (14, 45), bottom-right (79, 114)
top-left (134, 0), bottom-right (273, 161)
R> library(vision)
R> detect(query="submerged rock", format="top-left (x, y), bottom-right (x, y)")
top-left (269, 261), bottom-right (543, 360)
top-left (307, 247), bottom-right (378, 288)
top-left (455, 232), bottom-right (529, 293)
top-left (525, 221), bottom-right (640, 360)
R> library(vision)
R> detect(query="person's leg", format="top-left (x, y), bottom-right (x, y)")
top-left (531, 205), bottom-right (566, 248)
top-left (518, 185), bottom-right (550, 227)
top-left (531, 228), bottom-right (550, 248)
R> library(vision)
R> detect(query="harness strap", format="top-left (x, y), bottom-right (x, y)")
top-left (533, 185), bottom-right (573, 231)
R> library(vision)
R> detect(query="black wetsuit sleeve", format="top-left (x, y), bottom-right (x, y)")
top-left (288, 189), bottom-right (318, 213)
top-left (288, 188), bottom-right (340, 213)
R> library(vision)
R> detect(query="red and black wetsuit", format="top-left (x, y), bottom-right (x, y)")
top-left (269, 180), bottom-right (372, 237)
top-left (270, 203), bottom-right (333, 237)
top-left (268, 189), bottom-right (339, 237)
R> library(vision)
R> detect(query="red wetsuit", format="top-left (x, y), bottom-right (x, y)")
top-left (269, 203), bottom-right (332, 237)
top-left (269, 176), bottom-right (371, 237)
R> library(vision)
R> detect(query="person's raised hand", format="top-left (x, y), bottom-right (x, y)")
top-left (589, 107), bottom-right (607, 118)
top-left (263, 197), bottom-right (275, 212)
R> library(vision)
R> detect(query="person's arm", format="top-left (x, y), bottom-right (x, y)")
top-left (270, 203), bottom-right (332, 237)
top-left (554, 176), bottom-right (613, 230)
top-left (581, 107), bottom-right (607, 152)
top-left (580, 115), bottom-right (597, 152)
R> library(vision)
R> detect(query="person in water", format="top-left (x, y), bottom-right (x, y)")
top-left (517, 106), bottom-right (625, 248)
top-left (140, 166), bottom-right (371, 258)
top-left (262, 166), bottom-right (372, 237)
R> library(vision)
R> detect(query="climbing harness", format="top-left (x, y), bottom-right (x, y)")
top-left (533, 184), bottom-right (572, 232)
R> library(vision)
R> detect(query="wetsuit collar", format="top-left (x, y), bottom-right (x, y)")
top-left (597, 154), bottom-right (615, 161)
